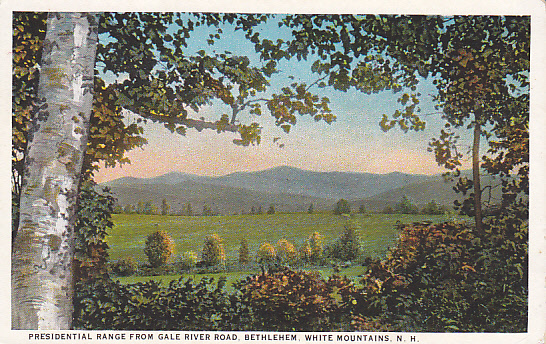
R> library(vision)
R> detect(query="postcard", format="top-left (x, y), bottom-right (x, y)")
top-left (2, 0), bottom-right (545, 343)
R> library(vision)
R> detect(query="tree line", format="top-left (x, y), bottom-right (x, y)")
top-left (115, 196), bottom-right (451, 216)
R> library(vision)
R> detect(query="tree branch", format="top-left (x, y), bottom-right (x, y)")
top-left (122, 106), bottom-right (240, 133)
top-left (182, 117), bottom-right (239, 133)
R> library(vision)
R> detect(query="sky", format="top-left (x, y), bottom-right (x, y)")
top-left (93, 14), bottom-right (475, 183)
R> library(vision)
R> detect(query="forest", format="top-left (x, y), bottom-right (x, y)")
top-left (12, 12), bottom-right (529, 332)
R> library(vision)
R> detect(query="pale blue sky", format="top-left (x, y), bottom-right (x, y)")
top-left (94, 14), bottom-right (475, 183)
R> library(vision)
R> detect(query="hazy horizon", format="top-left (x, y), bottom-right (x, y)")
top-left (96, 163), bottom-right (458, 184)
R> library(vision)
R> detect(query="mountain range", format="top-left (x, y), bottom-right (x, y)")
top-left (100, 166), bottom-right (501, 214)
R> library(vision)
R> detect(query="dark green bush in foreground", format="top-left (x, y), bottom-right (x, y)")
top-left (73, 277), bottom-right (231, 330)
top-left (348, 213), bottom-right (528, 332)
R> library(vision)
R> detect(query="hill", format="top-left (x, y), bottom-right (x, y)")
top-left (102, 171), bottom-right (208, 187)
top-left (100, 166), bottom-right (501, 215)
top-left (105, 180), bottom-right (334, 215)
top-left (206, 166), bottom-right (431, 200)
top-left (357, 171), bottom-right (505, 212)
top-left (102, 166), bottom-right (431, 202)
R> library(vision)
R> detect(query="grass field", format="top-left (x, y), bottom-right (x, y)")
top-left (107, 212), bottom-right (461, 264)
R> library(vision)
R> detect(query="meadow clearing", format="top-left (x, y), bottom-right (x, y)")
top-left (107, 212), bottom-right (463, 284)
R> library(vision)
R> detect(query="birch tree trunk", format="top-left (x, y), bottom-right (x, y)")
top-left (12, 12), bottom-right (98, 330)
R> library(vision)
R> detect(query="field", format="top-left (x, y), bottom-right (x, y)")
top-left (107, 212), bottom-right (461, 264)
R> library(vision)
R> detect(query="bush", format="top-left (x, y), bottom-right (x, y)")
top-left (325, 219), bottom-right (362, 262)
top-left (276, 239), bottom-right (297, 265)
top-left (308, 232), bottom-right (323, 262)
top-left (333, 199), bottom-right (351, 215)
top-left (74, 268), bottom-right (356, 331)
top-left (381, 206), bottom-right (394, 214)
top-left (393, 196), bottom-right (419, 214)
top-left (232, 267), bottom-right (355, 331)
top-left (74, 277), bottom-right (231, 330)
top-left (109, 258), bottom-right (138, 276)
top-left (238, 238), bottom-right (250, 265)
top-left (256, 242), bottom-right (276, 265)
top-left (177, 251), bottom-right (198, 271)
top-left (349, 218), bottom-right (528, 332)
top-left (298, 241), bottom-right (312, 263)
top-left (201, 234), bottom-right (225, 267)
top-left (144, 230), bottom-right (175, 268)
top-left (421, 199), bottom-right (446, 215)
top-left (358, 204), bottom-right (367, 214)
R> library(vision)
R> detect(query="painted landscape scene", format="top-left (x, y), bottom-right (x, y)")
top-left (11, 11), bottom-right (529, 334)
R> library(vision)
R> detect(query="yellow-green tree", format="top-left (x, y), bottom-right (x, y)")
top-left (308, 232), bottom-right (323, 262)
top-left (256, 242), bottom-right (276, 265)
top-left (144, 230), bottom-right (175, 268)
top-left (239, 238), bottom-right (251, 265)
top-left (276, 239), bottom-right (297, 265)
top-left (201, 234), bottom-right (226, 267)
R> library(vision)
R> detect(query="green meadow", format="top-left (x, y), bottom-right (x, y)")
top-left (107, 212), bottom-right (460, 264)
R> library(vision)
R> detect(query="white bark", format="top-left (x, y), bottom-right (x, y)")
top-left (12, 12), bottom-right (98, 330)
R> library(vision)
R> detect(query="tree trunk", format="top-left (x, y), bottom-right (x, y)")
top-left (472, 119), bottom-right (483, 234)
top-left (12, 12), bottom-right (98, 330)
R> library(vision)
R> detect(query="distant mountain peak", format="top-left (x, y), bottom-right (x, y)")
top-left (101, 171), bottom-right (204, 186)
top-left (268, 165), bottom-right (304, 171)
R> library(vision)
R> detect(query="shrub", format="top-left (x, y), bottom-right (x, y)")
top-left (325, 220), bottom-right (362, 262)
top-left (73, 277), bottom-right (231, 330)
top-left (421, 199), bottom-right (446, 215)
top-left (276, 239), bottom-right (297, 265)
top-left (238, 238), bottom-right (250, 265)
top-left (298, 241), bottom-right (312, 263)
top-left (256, 242), bottom-right (276, 265)
top-left (202, 204), bottom-right (214, 216)
top-left (232, 267), bottom-right (355, 331)
top-left (161, 198), bottom-right (171, 215)
top-left (142, 201), bottom-right (157, 215)
top-left (177, 251), bottom-right (198, 271)
top-left (144, 230), bottom-right (175, 268)
top-left (393, 196), bottom-right (419, 214)
top-left (123, 204), bottom-right (135, 214)
top-left (333, 199), bottom-right (351, 215)
top-left (381, 205), bottom-right (394, 214)
top-left (308, 232), bottom-right (323, 262)
top-left (201, 234), bottom-right (225, 267)
top-left (350, 218), bottom-right (528, 332)
top-left (109, 258), bottom-right (138, 276)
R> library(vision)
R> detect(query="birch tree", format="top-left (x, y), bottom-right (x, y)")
top-left (12, 12), bottom-right (334, 329)
top-left (12, 13), bottom-right (99, 329)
